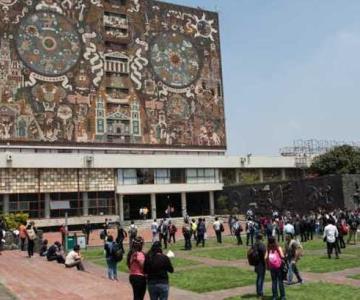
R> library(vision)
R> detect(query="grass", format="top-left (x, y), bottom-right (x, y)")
top-left (83, 247), bottom-right (200, 273)
top-left (348, 273), bottom-right (360, 280)
top-left (192, 246), bottom-right (247, 261)
top-left (225, 282), bottom-right (360, 300)
top-left (170, 266), bottom-right (264, 293)
top-left (298, 254), bottom-right (360, 273)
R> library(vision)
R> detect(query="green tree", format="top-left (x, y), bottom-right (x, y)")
top-left (310, 145), bottom-right (360, 175)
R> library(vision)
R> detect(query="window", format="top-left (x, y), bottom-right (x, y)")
top-left (155, 169), bottom-right (170, 184)
top-left (122, 169), bottom-right (137, 185)
top-left (186, 169), bottom-right (216, 184)
top-left (132, 121), bottom-right (139, 135)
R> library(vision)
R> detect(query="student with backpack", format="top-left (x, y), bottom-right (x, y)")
top-left (213, 217), bottom-right (223, 244)
top-left (128, 221), bottom-right (138, 248)
top-left (233, 218), bottom-right (243, 245)
top-left (105, 235), bottom-right (123, 281)
top-left (285, 234), bottom-right (303, 285)
top-left (26, 221), bottom-right (37, 258)
top-left (248, 234), bottom-right (266, 298)
top-left (127, 237), bottom-right (146, 300)
top-left (196, 218), bottom-right (206, 247)
top-left (266, 236), bottom-right (286, 300)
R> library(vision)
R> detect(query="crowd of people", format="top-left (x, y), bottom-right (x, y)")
top-left (0, 207), bottom-right (358, 300)
top-left (245, 208), bottom-right (359, 300)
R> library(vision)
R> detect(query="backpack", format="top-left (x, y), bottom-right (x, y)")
top-left (341, 224), bottom-right (349, 235)
top-left (247, 244), bottom-right (260, 266)
top-left (100, 230), bottom-right (106, 240)
top-left (111, 243), bottom-right (124, 262)
top-left (268, 249), bottom-right (282, 270)
top-left (220, 223), bottom-right (225, 232)
top-left (26, 228), bottom-right (37, 240)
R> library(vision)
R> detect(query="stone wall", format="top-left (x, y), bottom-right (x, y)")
top-left (341, 174), bottom-right (360, 210)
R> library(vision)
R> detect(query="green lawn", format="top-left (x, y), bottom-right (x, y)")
top-left (348, 273), bottom-right (360, 280)
top-left (170, 266), bottom-right (265, 293)
top-left (226, 282), bottom-right (360, 300)
top-left (192, 246), bottom-right (247, 261)
top-left (298, 254), bottom-right (360, 273)
top-left (83, 248), bottom-right (200, 272)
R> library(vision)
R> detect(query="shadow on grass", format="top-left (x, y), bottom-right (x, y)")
top-left (240, 294), bottom-right (272, 299)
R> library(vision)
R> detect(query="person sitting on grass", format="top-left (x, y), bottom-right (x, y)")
top-left (65, 245), bottom-right (85, 271)
top-left (47, 241), bottom-right (65, 264)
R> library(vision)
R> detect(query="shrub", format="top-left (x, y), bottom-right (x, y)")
top-left (1, 213), bottom-right (29, 230)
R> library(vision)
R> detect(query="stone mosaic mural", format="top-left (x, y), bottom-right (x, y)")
top-left (0, 0), bottom-right (226, 148)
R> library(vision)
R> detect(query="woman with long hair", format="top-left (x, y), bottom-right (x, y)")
top-left (265, 236), bottom-right (286, 300)
top-left (127, 236), bottom-right (146, 300)
top-left (144, 241), bottom-right (174, 300)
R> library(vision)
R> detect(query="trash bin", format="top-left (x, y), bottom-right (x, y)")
top-left (67, 235), bottom-right (75, 251)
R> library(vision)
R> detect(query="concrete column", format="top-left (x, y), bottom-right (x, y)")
top-left (259, 169), bottom-right (264, 183)
top-left (181, 192), bottom-right (187, 218)
top-left (3, 194), bottom-right (9, 214)
top-left (44, 193), bottom-right (51, 219)
top-left (82, 192), bottom-right (89, 217)
top-left (235, 169), bottom-right (240, 184)
top-left (209, 191), bottom-right (215, 216)
top-left (151, 193), bottom-right (156, 220)
top-left (281, 168), bottom-right (286, 181)
top-left (119, 194), bottom-right (124, 222)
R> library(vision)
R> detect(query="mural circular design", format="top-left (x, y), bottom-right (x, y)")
top-left (150, 32), bottom-right (201, 88)
top-left (16, 11), bottom-right (81, 76)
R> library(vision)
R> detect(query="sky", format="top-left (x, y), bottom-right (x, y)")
top-left (162, 0), bottom-right (360, 155)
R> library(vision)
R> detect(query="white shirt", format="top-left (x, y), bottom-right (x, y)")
top-left (213, 220), bottom-right (221, 231)
top-left (151, 222), bottom-right (158, 233)
top-left (284, 223), bottom-right (295, 236)
top-left (324, 224), bottom-right (338, 243)
top-left (65, 250), bottom-right (81, 265)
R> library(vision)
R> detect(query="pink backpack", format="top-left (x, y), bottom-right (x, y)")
top-left (268, 249), bottom-right (282, 269)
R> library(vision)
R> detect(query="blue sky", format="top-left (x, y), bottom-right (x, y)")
top-left (162, 0), bottom-right (360, 155)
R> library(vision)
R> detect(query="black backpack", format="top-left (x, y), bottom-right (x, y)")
top-left (247, 244), bottom-right (260, 266)
top-left (111, 243), bottom-right (124, 262)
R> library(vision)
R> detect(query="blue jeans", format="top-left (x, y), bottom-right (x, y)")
top-left (270, 268), bottom-right (286, 300)
top-left (106, 259), bottom-right (118, 280)
top-left (255, 263), bottom-right (265, 296)
top-left (148, 283), bottom-right (169, 300)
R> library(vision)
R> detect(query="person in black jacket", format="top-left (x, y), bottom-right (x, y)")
top-left (144, 242), bottom-right (174, 300)
top-left (47, 241), bottom-right (65, 264)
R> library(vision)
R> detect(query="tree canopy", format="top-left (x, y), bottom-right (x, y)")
top-left (310, 145), bottom-right (360, 176)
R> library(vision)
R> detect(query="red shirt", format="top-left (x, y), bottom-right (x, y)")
top-left (129, 251), bottom-right (145, 276)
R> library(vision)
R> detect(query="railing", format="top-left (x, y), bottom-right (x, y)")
top-left (120, 176), bottom-right (219, 185)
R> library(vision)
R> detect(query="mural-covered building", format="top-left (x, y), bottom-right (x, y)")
top-left (0, 0), bottom-right (305, 227)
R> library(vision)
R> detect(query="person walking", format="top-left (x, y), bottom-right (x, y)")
top-left (266, 236), bottom-right (286, 300)
top-left (324, 219), bottom-right (339, 259)
top-left (253, 234), bottom-right (266, 298)
top-left (213, 217), bottom-right (223, 244)
top-left (159, 219), bottom-right (168, 249)
top-left (105, 235), bottom-right (119, 281)
top-left (144, 241), bottom-right (174, 300)
top-left (25, 221), bottom-right (37, 258)
top-left (19, 221), bottom-right (27, 251)
top-left (59, 224), bottom-right (67, 247)
top-left (0, 218), bottom-right (5, 256)
top-left (128, 221), bottom-right (138, 248)
top-left (127, 237), bottom-right (146, 300)
top-left (83, 220), bottom-right (92, 246)
top-left (233, 218), bottom-right (243, 245)
top-left (167, 221), bottom-right (177, 244)
top-left (347, 215), bottom-right (358, 245)
top-left (246, 218), bottom-right (255, 246)
top-left (116, 223), bottom-right (127, 253)
top-left (190, 218), bottom-right (197, 241)
top-left (196, 218), bottom-right (206, 247)
top-left (182, 220), bottom-right (192, 250)
top-left (151, 219), bottom-right (159, 243)
top-left (285, 234), bottom-right (303, 284)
